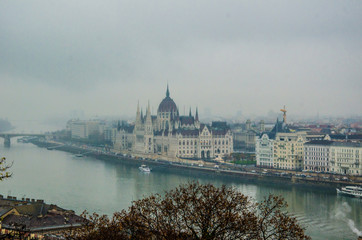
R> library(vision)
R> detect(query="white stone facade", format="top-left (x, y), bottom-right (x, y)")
top-left (256, 133), bottom-right (274, 168)
top-left (330, 142), bottom-right (362, 176)
top-left (304, 141), bottom-right (362, 176)
top-left (304, 141), bottom-right (332, 172)
top-left (115, 86), bottom-right (233, 160)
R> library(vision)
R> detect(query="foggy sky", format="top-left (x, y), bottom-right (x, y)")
top-left (1, 0), bottom-right (361, 127)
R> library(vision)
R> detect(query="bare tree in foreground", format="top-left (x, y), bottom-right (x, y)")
top-left (0, 157), bottom-right (12, 181)
top-left (67, 182), bottom-right (310, 240)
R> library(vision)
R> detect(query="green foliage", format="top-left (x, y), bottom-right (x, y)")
top-left (232, 159), bottom-right (256, 165)
top-left (232, 152), bottom-right (255, 160)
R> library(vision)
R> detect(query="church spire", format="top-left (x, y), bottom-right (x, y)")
top-left (147, 100), bottom-right (151, 116)
top-left (189, 107), bottom-right (192, 117)
top-left (166, 84), bottom-right (170, 98)
top-left (145, 100), bottom-right (153, 134)
top-left (195, 107), bottom-right (199, 121)
top-left (135, 101), bottom-right (141, 129)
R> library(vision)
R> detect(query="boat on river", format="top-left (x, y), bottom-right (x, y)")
top-left (336, 186), bottom-right (362, 198)
top-left (139, 164), bottom-right (151, 173)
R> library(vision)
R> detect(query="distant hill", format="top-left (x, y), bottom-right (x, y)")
top-left (0, 119), bottom-right (14, 132)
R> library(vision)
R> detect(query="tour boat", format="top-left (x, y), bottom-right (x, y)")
top-left (139, 164), bottom-right (151, 173)
top-left (336, 186), bottom-right (362, 198)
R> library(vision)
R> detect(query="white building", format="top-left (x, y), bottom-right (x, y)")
top-left (304, 140), bottom-right (333, 172)
top-left (115, 85), bottom-right (233, 160)
top-left (304, 140), bottom-right (362, 176)
top-left (330, 142), bottom-right (362, 176)
top-left (256, 133), bottom-right (274, 168)
top-left (69, 120), bottom-right (105, 139)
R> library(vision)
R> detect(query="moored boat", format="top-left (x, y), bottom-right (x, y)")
top-left (336, 186), bottom-right (362, 198)
top-left (139, 164), bottom-right (151, 173)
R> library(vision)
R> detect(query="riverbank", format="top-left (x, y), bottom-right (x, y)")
top-left (30, 139), bottom-right (362, 189)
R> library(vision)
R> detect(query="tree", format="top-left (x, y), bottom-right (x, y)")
top-left (67, 182), bottom-right (310, 240)
top-left (256, 195), bottom-right (310, 240)
top-left (65, 212), bottom-right (127, 240)
top-left (0, 157), bottom-right (12, 180)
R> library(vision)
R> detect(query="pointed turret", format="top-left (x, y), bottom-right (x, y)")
top-left (189, 107), bottom-right (192, 117)
top-left (136, 101), bottom-right (141, 122)
top-left (145, 100), bottom-right (153, 135)
top-left (195, 107), bottom-right (200, 129)
top-left (135, 101), bottom-right (142, 131)
top-left (140, 108), bottom-right (144, 122)
top-left (166, 84), bottom-right (170, 98)
top-left (117, 120), bottom-right (121, 131)
top-left (141, 100), bottom-right (153, 154)
top-left (146, 100), bottom-right (151, 117)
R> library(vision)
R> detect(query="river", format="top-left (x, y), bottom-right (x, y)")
top-left (1, 140), bottom-right (361, 240)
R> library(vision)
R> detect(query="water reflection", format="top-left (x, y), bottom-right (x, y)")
top-left (0, 141), bottom-right (361, 240)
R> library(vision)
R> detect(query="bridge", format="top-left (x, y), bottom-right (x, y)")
top-left (0, 133), bottom-right (46, 147)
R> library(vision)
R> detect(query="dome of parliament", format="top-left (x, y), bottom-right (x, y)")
top-left (157, 85), bottom-right (178, 113)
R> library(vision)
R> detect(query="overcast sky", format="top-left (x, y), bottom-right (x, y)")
top-left (1, 0), bottom-right (361, 128)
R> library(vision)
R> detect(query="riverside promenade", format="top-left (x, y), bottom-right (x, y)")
top-left (31, 139), bottom-right (362, 189)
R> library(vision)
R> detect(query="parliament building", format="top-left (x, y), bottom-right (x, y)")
top-left (115, 85), bottom-right (233, 160)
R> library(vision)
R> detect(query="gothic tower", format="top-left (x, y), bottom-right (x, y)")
top-left (144, 101), bottom-right (154, 153)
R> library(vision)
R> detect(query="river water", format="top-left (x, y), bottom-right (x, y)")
top-left (1, 140), bottom-right (361, 240)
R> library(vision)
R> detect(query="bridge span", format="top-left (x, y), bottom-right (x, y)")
top-left (0, 133), bottom-right (46, 147)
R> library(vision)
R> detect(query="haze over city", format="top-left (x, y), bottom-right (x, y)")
top-left (1, 0), bottom-right (361, 126)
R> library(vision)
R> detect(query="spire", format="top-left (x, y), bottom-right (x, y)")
top-left (166, 84), bottom-right (170, 98)
top-left (195, 107), bottom-right (199, 121)
top-left (189, 107), bottom-right (192, 117)
top-left (141, 108), bottom-right (144, 121)
top-left (145, 100), bottom-right (153, 134)
top-left (147, 100), bottom-right (151, 115)
top-left (136, 101), bottom-right (141, 128)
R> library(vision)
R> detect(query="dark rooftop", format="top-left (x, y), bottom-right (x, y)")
top-left (305, 140), bottom-right (334, 145)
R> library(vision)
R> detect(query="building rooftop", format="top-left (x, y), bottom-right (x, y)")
top-left (305, 140), bottom-right (334, 145)
top-left (305, 140), bottom-right (361, 147)
top-left (0, 196), bottom-right (84, 234)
